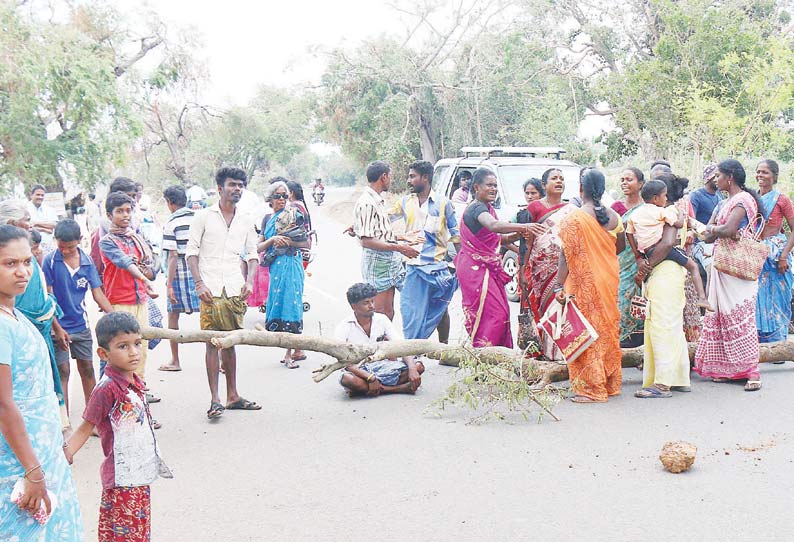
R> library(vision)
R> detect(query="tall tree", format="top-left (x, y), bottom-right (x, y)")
top-left (0, 2), bottom-right (168, 192)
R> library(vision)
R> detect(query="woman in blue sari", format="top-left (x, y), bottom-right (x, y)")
top-left (611, 167), bottom-right (646, 347)
top-left (755, 159), bottom-right (794, 343)
top-left (0, 201), bottom-right (69, 428)
top-left (0, 224), bottom-right (83, 542)
top-left (260, 182), bottom-right (310, 368)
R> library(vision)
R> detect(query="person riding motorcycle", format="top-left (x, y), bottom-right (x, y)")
top-left (312, 178), bottom-right (325, 205)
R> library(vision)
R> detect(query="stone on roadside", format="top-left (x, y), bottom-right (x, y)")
top-left (659, 441), bottom-right (697, 473)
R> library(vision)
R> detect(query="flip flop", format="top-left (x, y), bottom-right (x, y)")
top-left (291, 354), bottom-right (307, 362)
top-left (744, 380), bottom-right (762, 392)
top-left (158, 365), bottom-right (182, 372)
top-left (285, 359), bottom-right (300, 369)
top-left (571, 395), bottom-right (606, 403)
top-left (226, 398), bottom-right (262, 410)
top-left (207, 401), bottom-right (225, 419)
top-left (634, 386), bottom-right (672, 398)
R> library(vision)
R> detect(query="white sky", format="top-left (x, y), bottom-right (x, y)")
top-left (116, 0), bottom-right (608, 138)
top-left (129, 0), bottom-right (398, 106)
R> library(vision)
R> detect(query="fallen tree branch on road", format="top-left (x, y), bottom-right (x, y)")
top-left (140, 326), bottom-right (794, 388)
top-left (140, 326), bottom-right (527, 382)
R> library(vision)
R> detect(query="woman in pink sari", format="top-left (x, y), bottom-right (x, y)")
top-left (456, 168), bottom-right (547, 347)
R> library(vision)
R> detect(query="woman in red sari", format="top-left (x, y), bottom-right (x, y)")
top-left (524, 168), bottom-right (577, 359)
top-left (456, 168), bottom-right (547, 347)
top-left (555, 169), bottom-right (623, 403)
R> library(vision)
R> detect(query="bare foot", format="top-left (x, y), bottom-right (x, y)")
top-left (697, 298), bottom-right (714, 311)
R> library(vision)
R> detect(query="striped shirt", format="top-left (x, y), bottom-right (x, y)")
top-left (390, 191), bottom-right (459, 266)
top-left (162, 207), bottom-right (194, 257)
top-left (353, 186), bottom-right (397, 243)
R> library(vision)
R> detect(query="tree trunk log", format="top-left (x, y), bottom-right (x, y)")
top-left (140, 327), bottom-right (794, 385)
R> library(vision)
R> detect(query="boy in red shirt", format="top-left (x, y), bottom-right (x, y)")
top-left (97, 192), bottom-right (157, 381)
top-left (64, 312), bottom-right (171, 542)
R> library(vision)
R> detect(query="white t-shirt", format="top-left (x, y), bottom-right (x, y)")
top-left (334, 312), bottom-right (401, 345)
top-left (27, 201), bottom-right (59, 248)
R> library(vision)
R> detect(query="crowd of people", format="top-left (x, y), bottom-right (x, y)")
top-left (0, 156), bottom-right (791, 540)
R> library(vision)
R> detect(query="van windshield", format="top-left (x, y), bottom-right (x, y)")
top-left (497, 165), bottom-right (582, 205)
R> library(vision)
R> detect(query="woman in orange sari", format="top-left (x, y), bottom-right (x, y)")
top-left (555, 169), bottom-right (623, 403)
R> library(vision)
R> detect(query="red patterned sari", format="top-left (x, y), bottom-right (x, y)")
top-left (694, 192), bottom-right (760, 380)
top-left (525, 201), bottom-right (577, 359)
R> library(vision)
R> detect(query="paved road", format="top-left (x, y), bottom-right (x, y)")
top-left (70, 187), bottom-right (794, 541)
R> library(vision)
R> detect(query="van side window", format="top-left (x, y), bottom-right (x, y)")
top-left (432, 165), bottom-right (449, 192)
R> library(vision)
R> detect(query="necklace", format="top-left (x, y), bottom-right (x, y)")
top-left (0, 304), bottom-right (16, 320)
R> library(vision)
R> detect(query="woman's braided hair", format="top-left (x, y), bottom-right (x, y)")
top-left (580, 168), bottom-right (609, 225)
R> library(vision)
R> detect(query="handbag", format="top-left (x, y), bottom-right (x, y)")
top-left (536, 297), bottom-right (599, 364)
top-left (629, 284), bottom-right (649, 321)
top-left (712, 215), bottom-right (769, 281)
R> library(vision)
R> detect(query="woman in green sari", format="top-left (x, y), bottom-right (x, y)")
top-left (610, 167), bottom-right (646, 347)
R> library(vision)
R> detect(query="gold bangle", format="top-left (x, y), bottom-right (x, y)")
top-left (26, 475), bottom-right (46, 483)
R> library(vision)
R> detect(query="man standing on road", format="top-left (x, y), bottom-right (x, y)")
top-left (187, 167), bottom-right (261, 420)
top-left (27, 184), bottom-right (59, 254)
top-left (390, 160), bottom-right (460, 342)
top-left (353, 161), bottom-right (419, 320)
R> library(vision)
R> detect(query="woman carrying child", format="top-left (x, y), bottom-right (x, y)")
top-left (630, 179), bottom-right (694, 398)
top-left (261, 181), bottom-right (311, 368)
top-left (0, 225), bottom-right (83, 541)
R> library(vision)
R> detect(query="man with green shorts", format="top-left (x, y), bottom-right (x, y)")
top-left (187, 167), bottom-right (261, 420)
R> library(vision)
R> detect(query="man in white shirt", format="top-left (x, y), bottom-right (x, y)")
top-left (27, 184), bottom-right (59, 253)
top-left (187, 167), bottom-right (261, 420)
top-left (335, 282), bottom-right (423, 397)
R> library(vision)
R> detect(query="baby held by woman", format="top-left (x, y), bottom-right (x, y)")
top-left (626, 179), bottom-right (713, 311)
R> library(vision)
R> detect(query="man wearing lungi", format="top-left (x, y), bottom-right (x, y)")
top-left (390, 160), bottom-right (460, 341)
top-left (352, 161), bottom-right (420, 320)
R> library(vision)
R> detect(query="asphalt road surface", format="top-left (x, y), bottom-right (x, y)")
top-left (69, 187), bottom-right (794, 541)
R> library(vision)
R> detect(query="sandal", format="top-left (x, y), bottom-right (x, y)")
top-left (571, 395), bottom-right (606, 403)
top-left (291, 353), bottom-right (307, 362)
top-left (226, 398), bottom-right (262, 410)
top-left (207, 401), bottom-right (225, 419)
top-left (744, 380), bottom-right (762, 392)
top-left (151, 419), bottom-right (163, 430)
top-left (712, 378), bottom-right (729, 383)
top-left (158, 364), bottom-right (182, 372)
top-left (285, 358), bottom-right (300, 369)
top-left (671, 386), bottom-right (691, 393)
top-left (634, 386), bottom-right (672, 398)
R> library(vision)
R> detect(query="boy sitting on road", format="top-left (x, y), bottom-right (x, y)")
top-left (43, 219), bottom-right (114, 416)
top-left (335, 282), bottom-right (423, 397)
top-left (64, 312), bottom-right (172, 542)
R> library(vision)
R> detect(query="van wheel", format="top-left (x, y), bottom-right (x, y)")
top-left (502, 251), bottom-right (520, 303)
